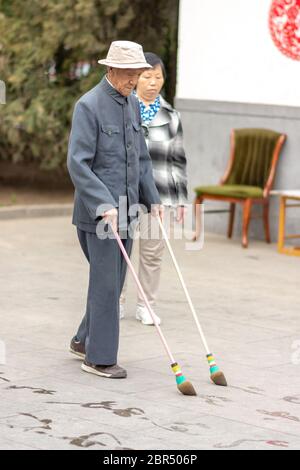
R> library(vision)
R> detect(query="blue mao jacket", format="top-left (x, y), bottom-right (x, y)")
top-left (67, 77), bottom-right (161, 233)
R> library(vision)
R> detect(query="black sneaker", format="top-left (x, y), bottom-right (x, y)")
top-left (81, 360), bottom-right (127, 379)
top-left (69, 337), bottom-right (86, 359)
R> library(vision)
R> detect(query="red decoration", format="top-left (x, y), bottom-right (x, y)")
top-left (269, 0), bottom-right (300, 60)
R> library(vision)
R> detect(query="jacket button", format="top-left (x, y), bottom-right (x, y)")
top-left (127, 143), bottom-right (132, 149)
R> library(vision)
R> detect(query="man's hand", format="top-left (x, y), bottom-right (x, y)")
top-left (151, 204), bottom-right (165, 222)
top-left (176, 205), bottom-right (187, 223)
top-left (102, 208), bottom-right (118, 233)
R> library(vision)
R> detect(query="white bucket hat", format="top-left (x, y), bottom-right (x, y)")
top-left (98, 40), bottom-right (152, 69)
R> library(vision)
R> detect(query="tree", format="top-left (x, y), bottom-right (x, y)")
top-left (0, 0), bottom-right (179, 177)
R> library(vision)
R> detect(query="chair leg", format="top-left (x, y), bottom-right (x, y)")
top-left (242, 199), bottom-right (252, 248)
top-left (193, 196), bottom-right (203, 241)
top-left (227, 203), bottom-right (236, 238)
top-left (263, 201), bottom-right (271, 244)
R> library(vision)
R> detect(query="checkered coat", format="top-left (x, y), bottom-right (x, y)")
top-left (142, 96), bottom-right (188, 206)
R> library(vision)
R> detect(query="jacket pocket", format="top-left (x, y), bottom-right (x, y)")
top-left (99, 124), bottom-right (120, 152)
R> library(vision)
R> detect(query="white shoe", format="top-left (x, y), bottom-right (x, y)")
top-left (119, 303), bottom-right (125, 320)
top-left (136, 305), bottom-right (161, 326)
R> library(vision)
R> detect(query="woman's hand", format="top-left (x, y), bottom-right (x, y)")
top-left (176, 205), bottom-right (186, 223)
top-left (151, 204), bottom-right (165, 222)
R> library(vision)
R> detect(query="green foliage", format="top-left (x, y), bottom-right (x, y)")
top-left (0, 0), bottom-right (179, 172)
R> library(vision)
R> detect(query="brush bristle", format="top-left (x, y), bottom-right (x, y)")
top-left (177, 380), bottom-right (197, 396)
top-left (211, 371), bottom-right (227, 387)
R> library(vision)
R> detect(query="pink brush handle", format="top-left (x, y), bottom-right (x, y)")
top-left (110, 224), bottom-right (175, 364)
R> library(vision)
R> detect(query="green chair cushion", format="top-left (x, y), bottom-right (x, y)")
top-left (194, 184), bottom-right (264, 199)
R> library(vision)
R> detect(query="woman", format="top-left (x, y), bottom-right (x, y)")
top-left (120, 52), bottom-right (188, 325)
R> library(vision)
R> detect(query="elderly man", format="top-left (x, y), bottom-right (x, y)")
top-left (67, 41), bottom-right (162, 379)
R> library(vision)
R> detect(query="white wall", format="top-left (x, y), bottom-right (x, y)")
top-left (177, 0), bottom-right (300, 106)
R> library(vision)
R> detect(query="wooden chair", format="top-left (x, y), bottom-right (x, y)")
top-left (193, 128), bottom-right (286, 248)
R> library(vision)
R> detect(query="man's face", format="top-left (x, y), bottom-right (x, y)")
top-left (108, 68), bottom-right (146, 96)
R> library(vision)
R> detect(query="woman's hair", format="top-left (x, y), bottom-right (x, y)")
top-left (143, 52), bottom-right (166, 80)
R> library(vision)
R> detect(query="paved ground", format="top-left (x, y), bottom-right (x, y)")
top-left (0, 216), bottom-right (300, 450)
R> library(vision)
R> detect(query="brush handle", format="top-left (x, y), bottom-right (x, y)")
top-left (110, 223), bottom-right (176, 364)
top-left (156, 215), bottom-right (211, 355)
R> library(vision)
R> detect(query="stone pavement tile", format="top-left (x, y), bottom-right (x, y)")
top-left (0, 365), bottom-right (53, 384)
top-left (201, 357), bottom-right (300, 401)
top-left (2, 361), bottom-right (174, 400)
top-left (0, 408), bottom-right (182, 450)
top-left (0, 338), bottom-right (45, 357)
top-left (221, 324), bottom-right (286, 347)
top-left (127, 305), bottom-right (297, 350)
top-left (173, 305), bottom-right (300, 338)
top-left (119, 330), bottom-right (167, 363)
top-left (221, 335), bottom-right (300, 369)
top-left (1, 375), bottom-right (216, 450)
top-left (2, 401), bottom-right (298, 450)
top-left (120, 315), bottom-right (188, 337)
top-left (0, 411), bottom-right (96, 450)
top-left (176, 338), bottom-right (300, 376)
top-left (0, 349), bottom-right (73, 384)
top-left (166, 352), bottom-right (300, 412)
top-left (120, 316), bottom-right (156, 338)
top-left (0, 373), bottom-right (125, 404)
top-left (235, 315), bottom-right (300, 336)
top-left (125, 354), bottom-right (205, 380)
top-left (1, 334), bottom-right (72, 360)
top-left (65, 365), bottom-right (172, 396)
top-left (120, 321), bottom-right (199, 355)
top-left (0, 374), bottom-right (186, 430)
top-left (0, 404), bottom-right (46, 420)
top-left (141, 413), bottom-right (300, 450)
top-left (0, 377), bottom-right (61, 411)
top-left (215, 303), bottom-right (300, 333)
top-left (170, 335), bottom-right (298, 372)
top-left (191, 318), bottom-right (293, 345)
top-left (157, 294), bottom-right (299, 340)
top-left (267, 362), bottom-right (300, 375)
top-left (1, 217), bottom-right (300, 450)
top-left (6, 346), bottom-right (76, 369)
top-left (1, 314), bottom-right (71, 345)
top-left (0, 436), bottom-right (40, 450)
top-left (129, 380), bottom-right (300, 438)
top-left (2, 328), bottom-right (78, 357)
top-left (41, 399), bottom-right (199, 444)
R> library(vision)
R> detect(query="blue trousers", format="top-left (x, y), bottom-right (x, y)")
top-left (75, 227), bottom-right (133, 365)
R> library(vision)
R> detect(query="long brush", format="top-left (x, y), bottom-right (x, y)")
top-left (156, 215), bottom-right (227, 387)
top-left (110, 222), bottom-right (197, 397)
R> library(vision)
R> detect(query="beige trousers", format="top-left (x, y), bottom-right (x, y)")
top-left (120, 210), bottom-right (174, 308)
